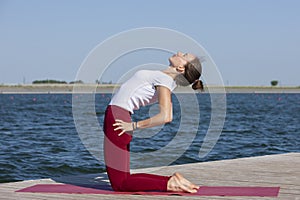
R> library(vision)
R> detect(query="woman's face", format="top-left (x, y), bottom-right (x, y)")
top-left (169, 52), bottom-right (196, 68)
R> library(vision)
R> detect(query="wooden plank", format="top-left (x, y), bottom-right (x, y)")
top-left (0, 153), bottom-right (299, 200)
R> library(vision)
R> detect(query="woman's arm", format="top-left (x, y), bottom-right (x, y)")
top-left (136, 85), bottom-right (172, 129)
top-left (113, 86), bottom-right (173, 136)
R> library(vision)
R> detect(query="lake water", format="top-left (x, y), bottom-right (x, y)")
top-left (0, 93), bottom-right (299, 183)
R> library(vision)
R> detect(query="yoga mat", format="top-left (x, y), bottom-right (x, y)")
top-left (197, 186), bottom-right (280, 196)
top-left (16, 184), bottom-right (280, 197)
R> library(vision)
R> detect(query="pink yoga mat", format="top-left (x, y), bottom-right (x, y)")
top-left (16, 184), bottom-right (280, 197)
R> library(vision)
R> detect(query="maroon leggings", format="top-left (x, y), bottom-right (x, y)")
top-left (103, 105), bottom-right (170, 192)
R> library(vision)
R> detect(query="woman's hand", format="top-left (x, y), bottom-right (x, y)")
top-left (113, 119), bottom-right (134, 136)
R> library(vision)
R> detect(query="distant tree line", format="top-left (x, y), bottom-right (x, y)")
top-left (96, 80), bottom-right (112, 84)
top-left (69, 80), bottom-right (84, 84)
top-left (32, 79), bottom-right (83, 84)
top-left (31, 79), bottom-right (114, 84)
top-left (32, 79), bottom-right (67, 84)
top-left (271, 80), bottom-right (278, 86)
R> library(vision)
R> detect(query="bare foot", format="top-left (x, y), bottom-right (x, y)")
top-left (167, 172), bottom-right (199, 193)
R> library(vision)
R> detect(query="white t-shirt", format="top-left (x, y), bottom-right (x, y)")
top-left (109, 70), bottom-right (177, 114)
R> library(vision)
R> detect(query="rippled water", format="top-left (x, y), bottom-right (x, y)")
top-left (0, 93), bottom-right (299, 183)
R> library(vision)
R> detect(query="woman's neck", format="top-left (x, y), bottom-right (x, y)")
top-left (162, 66), bottom-right (179, 80)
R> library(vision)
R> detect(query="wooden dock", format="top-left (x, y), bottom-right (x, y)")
top-left (1, 153), bottom-right (299, 200)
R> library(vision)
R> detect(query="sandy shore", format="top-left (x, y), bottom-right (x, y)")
top-left (0, 84), bottom-right (299, 94)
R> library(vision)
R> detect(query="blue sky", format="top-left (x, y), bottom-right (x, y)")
top-left (0, 0), bottom-right (299, 86)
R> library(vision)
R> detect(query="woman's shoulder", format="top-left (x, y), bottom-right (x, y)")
top-left (133, 69), bottom-right (176, 90)
top-left (135, 69), bottom-right (167, 76)
top-left (137, 70), bottom-right (172, 81)
top-left (134, 69), bottom-right (164, 78)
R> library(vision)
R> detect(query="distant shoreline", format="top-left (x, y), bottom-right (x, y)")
top-left (0, 84), bottom-right (299, 94)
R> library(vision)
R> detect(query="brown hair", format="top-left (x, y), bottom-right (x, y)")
top-left (175, 57), bottom-right (204, 91)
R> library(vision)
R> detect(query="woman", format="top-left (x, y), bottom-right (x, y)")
top-left (103, 52), bottom-right (203, 193)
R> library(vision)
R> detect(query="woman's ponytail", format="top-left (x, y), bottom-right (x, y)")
top-left (192, 79), bottom-right (204, 91)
